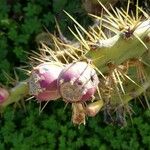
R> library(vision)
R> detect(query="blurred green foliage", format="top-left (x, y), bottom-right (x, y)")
top-left (0, 0), bottom-right (150, 149)
top-left (0, 101), bottom-right (150, 150)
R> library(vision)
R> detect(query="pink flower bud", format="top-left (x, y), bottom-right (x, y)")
top-left (0, 87), bottom-right (9, 103)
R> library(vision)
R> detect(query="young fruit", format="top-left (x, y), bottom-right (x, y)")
top-left (58, 61), bottom-right (99, 103)
top-left (85, 100), bottom-right (103, 117)
top-left (0, 87), bottom-right (9, 104)
top-left (29, 62), bottom-right (64, 101)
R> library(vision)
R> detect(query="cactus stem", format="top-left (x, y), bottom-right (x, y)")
top-left (0, 81), bottom-right (29, 109)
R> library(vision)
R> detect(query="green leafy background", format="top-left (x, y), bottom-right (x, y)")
top-left (0, 0), bottom-right (150, 149)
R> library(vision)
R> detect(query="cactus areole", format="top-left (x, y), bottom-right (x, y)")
top-left (29, 62), bottom-right (64, 101)
top-left (58, 61), bottom-right (99, 102)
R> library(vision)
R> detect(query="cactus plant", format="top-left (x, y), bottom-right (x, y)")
top-left (0, 0), bottom-right (150, 126)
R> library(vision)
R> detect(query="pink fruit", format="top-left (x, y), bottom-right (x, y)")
top-left (0, 87), bottom-right (9, 103)
top-left (29, 62), bottom-right (64, 101)
top-left (58, 61), bottom-right (99, 103)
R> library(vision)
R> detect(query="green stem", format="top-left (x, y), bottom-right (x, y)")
top-left (86, 20), bottom-right (150, 73)
top-left (1, 81), bottom-right (29, 108)
top-left (123, 66), bottom-right (150, 104)
top-left (123, 81), bottom-right (150, 104)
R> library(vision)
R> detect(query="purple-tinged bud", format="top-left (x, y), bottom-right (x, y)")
top-left (0, 87), bottom-right (9, 103)
top-left (58, 61), bottom-right (99, 103)
top-left (29, 62), bottom-right (64, 101)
